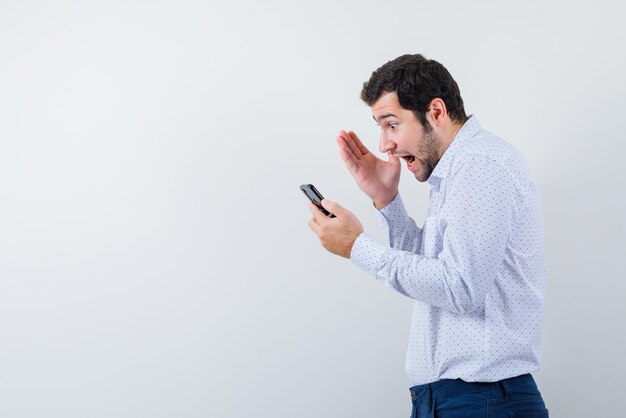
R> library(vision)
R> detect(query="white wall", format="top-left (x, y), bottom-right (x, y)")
top-left (1, 1), bottom-right (624, 417)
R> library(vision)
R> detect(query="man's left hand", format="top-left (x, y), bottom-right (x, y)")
top-left (308, 199), bottom-right (364, 258)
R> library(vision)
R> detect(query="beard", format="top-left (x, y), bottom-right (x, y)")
top-left (413, 128), bottom-right (442, 182)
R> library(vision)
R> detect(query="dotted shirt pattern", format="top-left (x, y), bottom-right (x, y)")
top-left (350, 116), bottom-right (547, 385)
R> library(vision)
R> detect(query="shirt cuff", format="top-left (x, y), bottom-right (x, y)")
top-left (350, 232), bottom-right (388, 277)
top-left (376, 193), bottom-right (412, 237)
top-left (379, 193), bottom-right (409, 219)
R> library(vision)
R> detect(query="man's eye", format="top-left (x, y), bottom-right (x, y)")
top-left (389, 123), bottom-right (398, 130)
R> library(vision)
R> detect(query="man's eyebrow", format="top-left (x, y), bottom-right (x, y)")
top-left (373, 113), bottom-right (398, 124)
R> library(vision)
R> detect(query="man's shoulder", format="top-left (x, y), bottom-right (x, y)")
top-left (450, 131), bottom-right (534, 187)
top-left (458, 129), bottom-right (516, 163)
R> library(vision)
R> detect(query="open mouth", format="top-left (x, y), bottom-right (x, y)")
top-left (401, 155), bottom-right (416, 171)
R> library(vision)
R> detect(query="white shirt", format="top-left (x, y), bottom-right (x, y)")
top-left (351, 116), bottom-right (547, 385)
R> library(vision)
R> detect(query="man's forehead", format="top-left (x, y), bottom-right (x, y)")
top-left (372, 92), bottom-right (402, 122)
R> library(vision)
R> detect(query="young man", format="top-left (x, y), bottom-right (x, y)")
top-left (306, 54), bottom-right (549, 417)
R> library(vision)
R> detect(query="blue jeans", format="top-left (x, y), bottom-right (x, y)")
top-left (409, 374), bottom-right (548, 417)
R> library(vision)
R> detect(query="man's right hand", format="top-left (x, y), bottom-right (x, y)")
top-left (337, 130), bottom-right (401, 209)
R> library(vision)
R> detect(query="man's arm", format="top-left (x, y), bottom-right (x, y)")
top-left (376, 193), bottom-right (423, 254)
top-left (352, 156), bottom-right (516, 314)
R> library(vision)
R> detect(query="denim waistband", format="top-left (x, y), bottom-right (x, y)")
top-left (409, 373), bottom-right (539, 405)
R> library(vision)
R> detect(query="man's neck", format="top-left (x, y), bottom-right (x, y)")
top-left (437, 119), bottom-right (466, 158)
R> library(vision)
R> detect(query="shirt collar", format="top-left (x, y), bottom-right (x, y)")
top-left (427, 115), bottom-right (481, 185)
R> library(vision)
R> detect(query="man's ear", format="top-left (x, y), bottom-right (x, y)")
top-left (428, 98), bottom-right (448, 127)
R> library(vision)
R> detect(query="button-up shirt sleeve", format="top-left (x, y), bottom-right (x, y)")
top-left (351, 155), bottom-right (516, 315)
top-left (378, 193), bottom-right (423, 253)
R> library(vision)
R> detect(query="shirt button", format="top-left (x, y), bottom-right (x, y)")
top-left (411, 391), bottom-right (417, 400)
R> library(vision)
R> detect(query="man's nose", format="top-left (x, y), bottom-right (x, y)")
top-left (379, 132), bottom-right (395, 153)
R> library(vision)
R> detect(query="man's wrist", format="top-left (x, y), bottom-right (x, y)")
top-left (373, 193), bottom-right (398, 210)
top-left (344, 236), bottom-right (356, 259)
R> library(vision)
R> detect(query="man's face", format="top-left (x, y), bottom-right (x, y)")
top-left (372, 92), bottom-right (442, 182)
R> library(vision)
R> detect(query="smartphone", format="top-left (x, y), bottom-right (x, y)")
top-left (300, 184), bottom-right (336, 218)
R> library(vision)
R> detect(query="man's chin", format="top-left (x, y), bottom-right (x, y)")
top-left (405, 159), bottom-right (433, 182)
top-left (412, 167), bottom-right (434, 182)
top-left (412, 161), bottom-right (437, 182)
top-left (413, 173), bottom-right (428, 182)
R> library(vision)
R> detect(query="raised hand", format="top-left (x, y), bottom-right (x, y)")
top-left (336, 130), bottom-right (400, 209)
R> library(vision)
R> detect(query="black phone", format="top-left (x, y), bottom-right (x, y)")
top-left (300, 184), bottom-right (336, 218)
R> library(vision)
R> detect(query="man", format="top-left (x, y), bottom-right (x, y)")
top-left (306, 54), bottom-right (549, 417)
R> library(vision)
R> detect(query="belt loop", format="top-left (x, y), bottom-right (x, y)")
top-left (428, 385), bottom-right (433, 413)
top-left (428, 385), bottom-right (435, 416)
top-left (499, 378), bottom-right (511, 399)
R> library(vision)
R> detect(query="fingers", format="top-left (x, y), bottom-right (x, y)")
top-left (320, 199), bottom-right (343, 217)
top-left (308, 199), bottom-right (344, 227)
top-left (387, 151), bottom-right (400, 165)
top-left (308, 217), bottom-right (321, 235)
top-left (336, 132), bottom-right (360, 166)
top-left (338, 147), bottom-right (359, 176)
top-left (343, 131), bottom-right (366, 160)
top-left (308, 202), bottom-right (326, 223)
top-left (348, 131), bottom-right (370, 156)
top-left (337, 130), bottom-right (373, 178)
top-left (308, 201), bottom-right (331, 238)
top-left (337, 130), bottom-right (368, 162)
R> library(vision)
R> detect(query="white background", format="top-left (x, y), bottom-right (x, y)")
top-left (1, 1), bottom-right (624, 417)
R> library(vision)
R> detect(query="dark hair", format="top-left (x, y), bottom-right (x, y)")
top-left (361, 54), bottom-right (467, 129)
